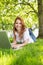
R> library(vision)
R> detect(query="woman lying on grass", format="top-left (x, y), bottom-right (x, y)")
top-left (11, 16), bottom-right (34, 49)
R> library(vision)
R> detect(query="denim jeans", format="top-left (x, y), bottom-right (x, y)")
top-left (29, 28), bottom-right (36, 42)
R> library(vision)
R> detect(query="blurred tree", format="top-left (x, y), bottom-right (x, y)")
top-left (38, 0), bottom-right (43, 38)
top-left (0, 0), bottom-right (38, 30)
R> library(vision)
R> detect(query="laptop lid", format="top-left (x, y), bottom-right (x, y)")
top-left (0, 30), bottom-right (11, 49)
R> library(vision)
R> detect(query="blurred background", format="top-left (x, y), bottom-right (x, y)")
top-left (0, 0), bottom-right (39, 42)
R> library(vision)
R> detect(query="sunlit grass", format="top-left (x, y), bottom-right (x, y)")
top-left (0, 39), bottom-right (43, 65)
top-left (0, 52), bottom-right (17, 65)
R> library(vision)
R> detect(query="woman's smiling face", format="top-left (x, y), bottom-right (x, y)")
top-left (15, 19), bottom-right (22, 32)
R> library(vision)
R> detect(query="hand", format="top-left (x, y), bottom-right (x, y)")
top-left (13, 44), bottom-right (19, 49)
top-left (11, 43), bottom-right (20, 49)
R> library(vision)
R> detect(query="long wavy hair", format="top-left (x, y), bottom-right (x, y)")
top-left (13, 16), bottom-right (26, 39)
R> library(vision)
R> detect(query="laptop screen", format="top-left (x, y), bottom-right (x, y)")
top-left (0, 30), bottom-right (11, 49)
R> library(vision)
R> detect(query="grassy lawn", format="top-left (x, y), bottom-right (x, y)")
top-left (0, 39), bottom-right (43, 65)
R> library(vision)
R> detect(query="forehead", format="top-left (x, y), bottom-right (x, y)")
top-left (16, 19), bottom-right (21, 23)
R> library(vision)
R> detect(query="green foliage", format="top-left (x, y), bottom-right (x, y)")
top-left (0, 0), bottom-right (38, 30)
top-left (9, 37), bottom-right (13, 43)
top-left (0, 39), bottom-right (43, 65)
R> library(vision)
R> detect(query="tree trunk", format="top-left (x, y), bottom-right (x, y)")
top-left (38, 0), bottom-right (43, 38)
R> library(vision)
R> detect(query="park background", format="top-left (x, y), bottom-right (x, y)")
top-left (0, 0), bottom-right (43, 65)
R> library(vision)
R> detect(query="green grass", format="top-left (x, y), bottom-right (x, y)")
top-left (0, 39), bottom-right (43, 65)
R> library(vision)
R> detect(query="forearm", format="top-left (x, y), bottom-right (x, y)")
top-left (19, 39), bottom-right (29, 47)
top-left (18, 42), bottom-right (28, 47)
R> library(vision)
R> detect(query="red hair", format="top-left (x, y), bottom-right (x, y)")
top-left (13, 16), bottom-right (26, 39)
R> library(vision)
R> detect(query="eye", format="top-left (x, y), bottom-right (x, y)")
top-left (19, 23), bottom-right (22, 24)
top-left (15, 22), bottom-right (18, 24)
top-left (15, 23), bottom-right (22, 24)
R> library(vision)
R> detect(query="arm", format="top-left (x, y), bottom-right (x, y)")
top-left (11, 38), bottom-right (29, 49)
top-left (17, 39), bottom-right (29, 47)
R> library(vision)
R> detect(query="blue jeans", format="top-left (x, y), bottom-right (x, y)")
top-left (29, 28), bottom-right (36, 42)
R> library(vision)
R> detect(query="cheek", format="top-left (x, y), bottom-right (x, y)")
top-left (19, 23), bottom-right (22, 26)
top-left (15, 24), bottom-right (22, 28)
top-left (19, 25), bottom-right (22, 29)
top-left (15, 24), bottom-right (17, 28)
top-left (19, 24), bottom-right (22, 27)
